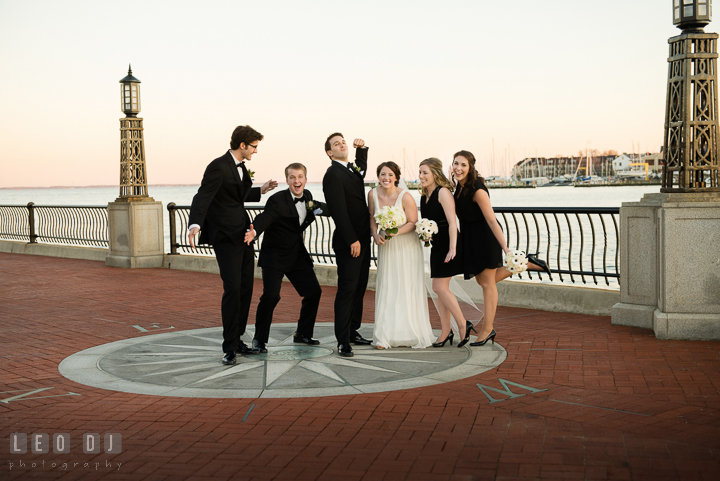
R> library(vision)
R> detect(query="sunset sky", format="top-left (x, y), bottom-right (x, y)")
top-left (0, 0), bottom-right (682, 187)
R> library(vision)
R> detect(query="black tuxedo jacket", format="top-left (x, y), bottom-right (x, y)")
top-left (322, 147), bottom-right (370, 248)
top-left (189, 151), bottom-right (261, 245)
top-left (251, 189), bottom-right (327, 270)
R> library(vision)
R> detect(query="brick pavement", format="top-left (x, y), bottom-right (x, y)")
top-left (1, 252), bottom-right (719, 480)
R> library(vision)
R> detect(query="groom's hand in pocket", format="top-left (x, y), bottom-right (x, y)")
top-left (350, 241), bottom-right (361, 257)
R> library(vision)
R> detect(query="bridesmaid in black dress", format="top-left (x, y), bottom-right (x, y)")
top-left (450, 150), bottom-right (551, 346)
top-left (418, 157), bottom-right (469, 348)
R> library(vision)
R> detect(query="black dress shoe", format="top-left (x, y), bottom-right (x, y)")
top-left (293, 333), bottom-right (320, 345)
top-left (350, 334), bottom-right (372, 345)
top-left (222, 352), bottom-right (237, 365)
top-left (337, 344), bottom-right (354, 357)
top-left (238, 342), bottom-right (260, 355)
top-left (252, 339), bottom-right (268, 353)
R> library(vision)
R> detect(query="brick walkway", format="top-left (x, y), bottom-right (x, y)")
top-left (1, 252), bottom-right (719, 480)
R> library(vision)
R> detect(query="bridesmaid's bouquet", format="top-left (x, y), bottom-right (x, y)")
top-left (416, 218), bottom-right (438, 247)
top-left (375, 206), bottom-right (405, 239)
top-left (503, 250), bottom-right (529, 274)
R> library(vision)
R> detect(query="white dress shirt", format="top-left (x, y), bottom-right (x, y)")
top-left (334, 158), bottom-right (364, 176)
top-left (293, 194), bottom-right (307, 225)
top-left (230, 150), bottom-right (244, 180)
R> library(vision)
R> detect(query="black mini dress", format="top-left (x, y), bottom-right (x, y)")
top-left (454, 179), bottom-right (503, 279)
top-left (420, 186), bottom-right (463, 278)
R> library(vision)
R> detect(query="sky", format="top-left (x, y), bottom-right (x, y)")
top-left (0, 0), bottom-right (685, 187)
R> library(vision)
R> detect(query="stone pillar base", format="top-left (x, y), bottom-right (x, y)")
top-left (654, 309), bottom-right (720, 340)
top-left (106, 254), bottom-right (164, 269)
top-left (106, 200), bottom-right (164, 269)
top-left (611, 303), bottom-right (655, 329)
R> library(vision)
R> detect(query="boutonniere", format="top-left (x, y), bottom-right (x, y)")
top-left (352, 164), bottom-right (362, 174)
top-left (247, 169), bottom-right (255, 180)
top-left (305, 200), bottom-right (318, 211)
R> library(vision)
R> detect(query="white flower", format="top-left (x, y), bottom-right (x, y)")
top-left (504, 250), bottom-right (528, 274)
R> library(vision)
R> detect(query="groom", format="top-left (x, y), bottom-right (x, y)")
top-left (322, 133), bottom-right (372, 357)
top-left (187, 125), bottom-right (277, 366)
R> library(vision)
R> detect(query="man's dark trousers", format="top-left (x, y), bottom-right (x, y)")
top-left (333, 239), bottom-right (370, 345)
top-left (213, 239), bottom-right (255, 353)
top-left (254, 259), bottom-right (322, 343)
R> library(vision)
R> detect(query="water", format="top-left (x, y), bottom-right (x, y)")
top-left (0, 183), bottom-right (661, 208)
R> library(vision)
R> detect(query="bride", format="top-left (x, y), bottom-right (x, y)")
top-left (368, 161), bottom-right (436, 349)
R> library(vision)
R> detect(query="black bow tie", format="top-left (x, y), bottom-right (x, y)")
top-left (236, 162), bottom-right (244, 169)
top-left (293, 197), bottom-right (304, 204)
top-left (347, 162), bottom-right (355, 171)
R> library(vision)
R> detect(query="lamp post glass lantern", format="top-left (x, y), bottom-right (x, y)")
top-left (674, 0), bottom-right (713, 30)
top-left (119, 65), bottom-right (141, 118)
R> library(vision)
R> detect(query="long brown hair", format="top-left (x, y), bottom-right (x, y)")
top-left (453, 150), bottom-right (486, 196)
top-left (419, 157), bottom-right (453, 198)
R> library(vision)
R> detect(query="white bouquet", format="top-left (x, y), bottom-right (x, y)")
top-left (374, 205), bottom-right (406, 239)
top-left (416, 218), bottom-right (438, 247)
top-left (503, 250), bottom-right (528, 274)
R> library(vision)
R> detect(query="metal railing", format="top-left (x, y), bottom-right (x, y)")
top-left (167, 203), bottom-right (620, 287)
top-left (167, 203), bottom-right (379, 265)
top-left (0, 203), bottom-right (109, 247)
top-left (494, 207), bottom-right (619, 286)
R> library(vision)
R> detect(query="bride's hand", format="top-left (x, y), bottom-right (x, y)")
top-left (373, 232), bottom-right (385, 246)
top-left (444, 248), bottom-right (456, 263)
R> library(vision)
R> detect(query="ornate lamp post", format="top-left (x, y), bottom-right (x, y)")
top-left (106, 65), bottom-right (163, 269)
top-left (612, 3), bottom-right (720, 340)
top-left (663, 0), bottom-right (720, 191)
top-left (117, 65), bottom-right (153, 201)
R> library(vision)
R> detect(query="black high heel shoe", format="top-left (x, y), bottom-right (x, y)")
top-left (432, 331), bottom-right (454, 347)
top-left (470, 329), bottom-right (496, 347)
top-left (457, 323), bottom-right (472, 348)
top-left (527, 253), bottom-right (552, 279)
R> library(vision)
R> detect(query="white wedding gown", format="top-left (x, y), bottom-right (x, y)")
top-left (372, 188), bottom-right (436, 349)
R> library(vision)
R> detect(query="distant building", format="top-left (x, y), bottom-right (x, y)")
top-left (512, 151), bottom-right (663, 179)
top-left (512, 155), bottom-right (616, 179)
top-left (613, 152), bottom-right (664, 175)
top-left (612, 154), bottom-right (633, 172)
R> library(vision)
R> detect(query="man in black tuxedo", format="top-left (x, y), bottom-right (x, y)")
top-left (322, 133), bottom-right (372, 357)
top-left (188, 125), bottom-right (278, 365)
top-left (244, 163), bottom-right (327, 352)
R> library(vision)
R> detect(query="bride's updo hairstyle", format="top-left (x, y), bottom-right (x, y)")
top-left (453, 150), bottom-right (486, 197)
top-left (419, 157), bottom-right (454, 198)
top-left (376, 161), bottom-right (401, 187)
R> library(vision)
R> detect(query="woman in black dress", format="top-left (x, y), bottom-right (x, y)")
top-left (419, 158), bottom-right (469, 348)
top-left (451, 150), bottom-right (550, 346)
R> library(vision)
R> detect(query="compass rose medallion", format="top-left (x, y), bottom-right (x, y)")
top-left (59, 323), bottom-right (506, 398)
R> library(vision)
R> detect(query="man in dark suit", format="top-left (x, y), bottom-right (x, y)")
top-left (322, 133), bottom-right (372, 357)
top-left (187, 125), bottom-right (277, 365)
top-left (244, 163), bottom-right (327, 353)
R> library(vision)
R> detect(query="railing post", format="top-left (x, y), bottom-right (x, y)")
top-left (27, 202), bottom-right (37, 244)
top-left (167, 202), bottom-right (178, 255)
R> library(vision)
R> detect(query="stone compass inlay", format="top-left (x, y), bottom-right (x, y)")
top-left (59, 323), bottom-right (506, 398)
